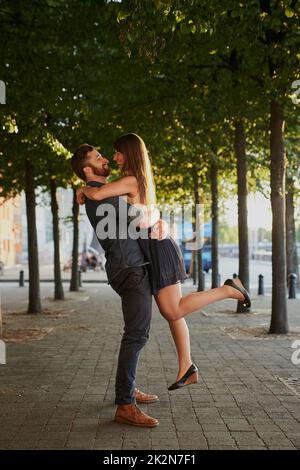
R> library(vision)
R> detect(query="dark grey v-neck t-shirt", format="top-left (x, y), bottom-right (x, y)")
top-left (84, 181), bottom-right (148, 284)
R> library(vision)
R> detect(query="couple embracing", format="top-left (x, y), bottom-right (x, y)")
top-left (71, 133), bottom-right (250, 428)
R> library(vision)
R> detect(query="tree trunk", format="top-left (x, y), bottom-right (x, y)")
top-left (193, 175), bottom-right (204, 292)
top-left (210, 159), bottom-right (219, 288)
top-left (269, 101), bottom-right (288, 334)
top-left (70, 187), bottom-right (79, 291)
top-left (197, 249), bottom-right (204, 291)
top-left (190, 215), bottom-right (197, 285)
top-left (50, 178), bottom-right (64, 300)
top-left (286, 176), bottom-right (300, 287)
top-left (24, 160), bottom-right (42, 314)
top-left (234, 119), bottom-right (250, 313)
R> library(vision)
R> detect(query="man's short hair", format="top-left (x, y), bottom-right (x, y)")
top-left (71, 143), bottom-right (94, 181)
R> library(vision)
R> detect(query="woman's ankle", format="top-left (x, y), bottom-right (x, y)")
top-left (177, 361), bottom-right (193, 377)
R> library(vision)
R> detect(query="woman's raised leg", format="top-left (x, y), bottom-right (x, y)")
top-left (155, 281), bottom-right (245, 321)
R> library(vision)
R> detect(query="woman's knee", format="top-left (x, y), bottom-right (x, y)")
top-left (155, 286), bottom-right (182, 321)
top-left (159, 308), bottom-right (180, 321)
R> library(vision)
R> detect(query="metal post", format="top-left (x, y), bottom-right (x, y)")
top-left (0, 294), bottom-right (2, 338)
top-left (78, 269), bottom-right (82, 288)
top-left (288, 273), bottom-right (297, 299)
top-left (19, 270), bottom-right (24, 287)
top-left (258, 274), bottom-right (264, 295)
top-left (233, 273), bottom-right (237, 279)
top-left (193, 251), bottom-right (197, 286)
top-left (0, 287), bottom-right (5, 364)
top-left (202, 271), bottom-right (206, 290)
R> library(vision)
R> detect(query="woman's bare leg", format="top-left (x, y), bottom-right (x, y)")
top-left (166, 318), bottom-right (193, 381)
top-left (155, 281), bottom-right (245, 321)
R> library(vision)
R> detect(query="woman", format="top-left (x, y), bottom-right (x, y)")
top-left (77, 133), bottom-right (251, 391)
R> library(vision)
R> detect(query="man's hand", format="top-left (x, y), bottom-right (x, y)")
top-left (76, 188), bottom-right (86, 205)
top-left (150, 219), bottom-right (168, 240)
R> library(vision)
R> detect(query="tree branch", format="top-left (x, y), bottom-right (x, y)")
top-left (259, 0), bottom-right (271, 14)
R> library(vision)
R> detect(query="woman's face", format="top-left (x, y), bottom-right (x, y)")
top-left (113, 150), bottom-right (125, 170)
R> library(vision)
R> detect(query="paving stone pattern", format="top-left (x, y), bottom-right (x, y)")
top-left (0, 282), bottom-right (300, 450)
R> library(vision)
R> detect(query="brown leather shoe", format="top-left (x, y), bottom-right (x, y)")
top-left (135, 388), bottom-right (159, 404)
top-left (115, 404), bottom-right (159, 428)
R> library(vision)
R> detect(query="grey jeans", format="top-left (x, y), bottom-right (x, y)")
top-left (110, 266), bottom-right (152, 405)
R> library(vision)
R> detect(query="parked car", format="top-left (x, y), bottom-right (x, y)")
top-left (182, 245), bottom-right (212, 274)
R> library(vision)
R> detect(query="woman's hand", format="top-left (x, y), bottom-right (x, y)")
top-left (132, 205), bottom-right (160, 229)
top-left (76, 188), bottom-right (86, 205)
top-left (150, 219), bottom-right (168, 240)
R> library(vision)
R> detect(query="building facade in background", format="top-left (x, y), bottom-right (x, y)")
top-left (0, 188), bottom-right (95, 269)
top-left (21, 188), bottom-right (94, 266)
top-left (0, 195), bottom-right (22, 267)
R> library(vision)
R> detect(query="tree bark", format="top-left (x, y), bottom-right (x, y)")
top-left (24, 159), bottom-right (42, 314)
top-left (286, 176), bottom-right (300, 287)
top-left (193, 174), bottom-right (204, 292)
top-left (269, 101), bottom-right (288, 334)
top-left (234, 119), bottom-right (250, 313)
top-left (50, 178), bottom-right (64, 300)
top-left (70, 187), bottom-right (79, 291)
top-left (197, 249), bottom-right (204, 292)
top-left (210, 159), bottom-right (219, 288)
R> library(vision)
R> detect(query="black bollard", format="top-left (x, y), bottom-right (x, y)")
top-left (19, 270), bottom-right (24, 287)
top-left (202, 271), bottom-right (206, 290)
top-left (288, 273), bottom-right (297, 299)
top-left (233, 273), bottom-right (237, 279)
top-left (258, 274), bottom-right (264, 295)
top-left (193, 256), bottom-right (197, 286)
top-left (78, 269), bottom-right (82, 288)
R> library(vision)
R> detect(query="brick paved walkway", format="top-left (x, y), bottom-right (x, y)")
top-left (0, 282), bottom-right (300, 450)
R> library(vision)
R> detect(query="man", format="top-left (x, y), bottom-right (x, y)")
top-left (71, 144), bottom-right (162, 428)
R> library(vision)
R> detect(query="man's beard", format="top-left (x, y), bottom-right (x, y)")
top-left (89, 164), bottom-right (111, 177)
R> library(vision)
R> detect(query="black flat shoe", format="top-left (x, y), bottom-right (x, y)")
top-left (224, 278), bottom-right (251, 308)
top-left (168, 364), bottom-right (198, 391)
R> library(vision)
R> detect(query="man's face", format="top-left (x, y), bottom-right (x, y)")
top-left (84, 149), bottom-right (111, 177)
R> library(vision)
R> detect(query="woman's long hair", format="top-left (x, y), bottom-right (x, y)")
top-left (113, 133), bottom-right (156, 206)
